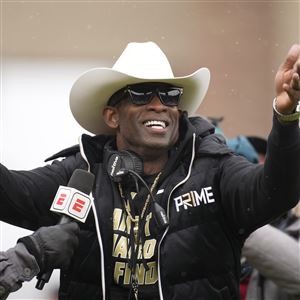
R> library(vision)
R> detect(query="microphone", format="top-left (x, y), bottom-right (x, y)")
top-left (35, 169), bottom-right (95, 290)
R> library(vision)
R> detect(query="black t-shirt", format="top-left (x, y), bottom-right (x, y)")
top-left (111, 175), bottom-right (160, 299)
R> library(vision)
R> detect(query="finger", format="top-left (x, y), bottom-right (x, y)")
top-left (291, 72), bottom-right (300, 90)
top-left (281, 44), bottom-right (300, 71)
top-left (283, 84), bottom-right (300, 103)
top-left (295, 61), bottom-right (300, 74)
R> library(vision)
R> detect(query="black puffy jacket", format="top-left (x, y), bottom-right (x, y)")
top-left (0, 115), bottom-right (299, 300)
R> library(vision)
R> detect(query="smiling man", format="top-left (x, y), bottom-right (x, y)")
top-left (0, 42), bottom-right (300, 300)
top-left (103, 82), bottom-right (182, 175)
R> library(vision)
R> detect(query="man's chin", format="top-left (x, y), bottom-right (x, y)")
top-left (141, 141), bottom-right (174, 153)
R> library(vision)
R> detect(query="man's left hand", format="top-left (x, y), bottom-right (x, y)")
top-left (275, 44), bottom-right (300, 114)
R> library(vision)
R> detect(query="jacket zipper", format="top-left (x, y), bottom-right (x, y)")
top-left (157, 133), bottom-right (196, 300)
top-left (79, 135), bottom-right (106, 300)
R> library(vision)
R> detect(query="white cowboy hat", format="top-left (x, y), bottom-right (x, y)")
top-left (69, 41), bottom-right (210, 135)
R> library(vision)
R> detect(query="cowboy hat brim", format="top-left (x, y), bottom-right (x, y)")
top-left (69, 67), bottom-right (210, 135)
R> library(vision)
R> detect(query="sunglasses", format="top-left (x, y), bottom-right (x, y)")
top-left (108, 83), bottom-right (183, 107)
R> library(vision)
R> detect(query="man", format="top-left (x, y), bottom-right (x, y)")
top-left (0, 223), bottom-right (79, 300)
top-left (0, 41), bottom-right (299, 300)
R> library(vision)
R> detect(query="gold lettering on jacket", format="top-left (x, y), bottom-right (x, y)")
top-left (112, 208), bottom-right (158, 285)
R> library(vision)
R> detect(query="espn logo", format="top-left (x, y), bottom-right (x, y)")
top-left (50, 186), bottom-right (92, 223)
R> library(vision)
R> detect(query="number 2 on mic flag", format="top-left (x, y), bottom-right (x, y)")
top-left (50, 186), bottom-right (92, 223)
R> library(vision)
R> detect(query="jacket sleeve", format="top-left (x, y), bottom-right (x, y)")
top-left (0, 152), bottom-right (85, 230)
top-left (242, 224), bottom-right (300, 295)
top-left (0, 243), bottom-right (40, 300)
top-left (219, 116), bottom-right (300, 235)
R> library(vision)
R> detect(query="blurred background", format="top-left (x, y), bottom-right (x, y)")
top-left (0, 1), bottom-right (299, 299)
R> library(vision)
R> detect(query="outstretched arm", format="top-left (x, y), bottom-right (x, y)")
top-left (220, 45), bottom-right (300, 235)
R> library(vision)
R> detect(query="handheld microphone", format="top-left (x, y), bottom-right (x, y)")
top-left (35, 169), bottom-right (95, 290)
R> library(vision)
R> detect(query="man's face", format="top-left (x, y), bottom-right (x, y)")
top-left (104, 83), bottom-right (182, 156)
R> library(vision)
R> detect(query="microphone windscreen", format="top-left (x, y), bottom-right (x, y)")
top-left (67, 169), bottom-right (95, 194)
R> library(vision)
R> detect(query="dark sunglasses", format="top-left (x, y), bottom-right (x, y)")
top-left (108, 82), bottom-right (183, 107)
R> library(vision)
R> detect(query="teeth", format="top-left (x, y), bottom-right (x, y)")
top-left (144, 120), bottom-right (166, 128)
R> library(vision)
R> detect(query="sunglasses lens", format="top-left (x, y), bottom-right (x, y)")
top-left (159, 89), bottom-right (182, 106)
top-left (127, 84), bottom-right (183, 106)
top-left (129, 90), bottom-right (153, 105)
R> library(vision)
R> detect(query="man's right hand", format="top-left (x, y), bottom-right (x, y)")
top-left (18, 222), bottom-right (80, 273)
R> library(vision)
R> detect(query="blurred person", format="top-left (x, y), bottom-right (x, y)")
top-left (226, 135), bottom-right (261, 164)
top-left (0, 41), bottom-right (299, 300)
top-left (0, 223), bottom-right (79, 300)
top-left (242, 203), bottom-right (300, 300)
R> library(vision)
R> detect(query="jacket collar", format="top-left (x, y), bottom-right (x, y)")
top-left (45, 114), bottom-right (231, 163)
top-left (182, 113), bottom-right (232, 156)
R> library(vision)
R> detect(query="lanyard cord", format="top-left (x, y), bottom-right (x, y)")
top-left (118, 172), bottom-right (161, 299)
top-left (118, 172), bottom-right (161, 223)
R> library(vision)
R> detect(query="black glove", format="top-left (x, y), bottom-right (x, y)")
top-left (18, 222), bottom-right (79, 273)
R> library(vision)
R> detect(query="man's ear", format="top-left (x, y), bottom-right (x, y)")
top-left (102, 106), bottom-right (119, 129)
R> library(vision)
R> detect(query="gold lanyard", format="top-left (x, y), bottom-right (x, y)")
top-left (118, 172), bottom-right (161, 243)
top-left (117, 172), bottom-right (161, 300)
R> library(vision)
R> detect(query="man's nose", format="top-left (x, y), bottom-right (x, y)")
top-left (147, 95), bottom-right (166, 109)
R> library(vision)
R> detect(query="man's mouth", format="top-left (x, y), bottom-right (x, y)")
top-left (143, 120), bottom-right (168, 129)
